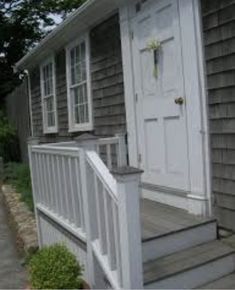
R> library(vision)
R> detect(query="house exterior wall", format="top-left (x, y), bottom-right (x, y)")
top-left (201, 0), bottom-right (235, 231)
top-left (30, 14), bottom-right (126, 143)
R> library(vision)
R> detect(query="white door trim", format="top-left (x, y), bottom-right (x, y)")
top-left (119, 0), bottom-right (211, 216)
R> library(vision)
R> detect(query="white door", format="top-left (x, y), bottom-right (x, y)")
top-left (132, 0), bottom-right (190, 191)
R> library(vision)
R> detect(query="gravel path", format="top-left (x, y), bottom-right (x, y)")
top-left (0, 192), bottom-right (27, 289)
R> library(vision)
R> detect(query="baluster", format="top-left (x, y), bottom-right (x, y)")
top-left (107, 144), bottom-right (112, 169)
top-left (46, 154), bottom-right (53, 210)
top-left (48, 155), bottom-right (56, 212)
top-left (112, 201), bottom-right (122, 284)
top-left (94, 174), bottom-right (106, 254)
top-left (51, 155), bottom-right (59, 214)
top-left (31, 153), bottom-right (40, 203)
top-left (62, 156), bottom-right (70, 221)
top-left (74, 158), bottom-right (84, 230)
top-left (56, 155), bottom-right (63, 217)
top-left (103, 190), bottom-right (116, 271)
top-left (42, 154), bottom-right (50, 208)
top-left (37, 154), bottom-right (45, 205)
top-left (68, 157), bottom-right (78, 226)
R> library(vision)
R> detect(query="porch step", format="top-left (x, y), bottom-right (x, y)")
top-left (143, 240), bottom-right (235, 289)
top-left (199, 272), bottom-right (235, 289)
top-left (141, 199), bottom-right (217, 261)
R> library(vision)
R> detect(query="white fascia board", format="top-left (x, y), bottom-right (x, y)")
top-left (15, 0), bottom-right (122, 71)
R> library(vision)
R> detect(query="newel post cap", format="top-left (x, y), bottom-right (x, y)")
top-left (111, 166), bottom-right (143, 182)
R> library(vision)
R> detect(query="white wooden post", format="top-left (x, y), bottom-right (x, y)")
top-left (27, 137), bottom-right (42, 247)
top-left (112, 167), bottom-right (143, 289)
top-left (115, 133), bottom-right (128, 167)
top-left (76, 134), bottom-right (98, 288)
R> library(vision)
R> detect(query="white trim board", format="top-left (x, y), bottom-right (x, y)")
top-left (65, 33), bottom-right (93, 133)
top-left (119, 0), bottom-right (211, 216)
top-left (40, 55), bottom-right (58, 134)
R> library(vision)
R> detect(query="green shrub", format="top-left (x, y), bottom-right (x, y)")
top-left (4, 162), bottom-right (34, 211)
top-left (28, 244), bottom-right (83, 289)
top-left (0, 111), bottom-right (20, 162)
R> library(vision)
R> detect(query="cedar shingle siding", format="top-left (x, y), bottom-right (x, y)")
top-left (30, 14), bottom-right (126, 142)
top-left (202, 0), bottom-right (235, 231)
top-left (91, 14), bottom-right (126, 136)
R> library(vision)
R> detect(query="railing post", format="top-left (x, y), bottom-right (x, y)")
top-left (76, 134), bottom-right (98, 288)
top-left (27, 137), bottom-right (42, 247)
top-left (112, 167), bottom-right (143, 289)
top-left (115, 133), bottom-right (128, 167)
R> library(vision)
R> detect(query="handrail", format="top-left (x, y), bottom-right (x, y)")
top-left (86, 150), bottom-right (118, 202)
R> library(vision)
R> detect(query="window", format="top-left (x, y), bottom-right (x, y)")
top-left (40, 57), bottom-right (58, 133)
top-left (66, 35), bottom-right (93, 132)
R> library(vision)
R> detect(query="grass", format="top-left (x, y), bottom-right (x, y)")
top-left (3, 162), bottom-right (34, 212)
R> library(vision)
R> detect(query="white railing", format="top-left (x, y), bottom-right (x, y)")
top-left (28, 135), bottom-right (142, 289)
top-left (41, 133), bottom-right (128, 170)
top-left (29, 145), bottom-right (86, 242)
top-left (96, 134), bottom-right (127, 169)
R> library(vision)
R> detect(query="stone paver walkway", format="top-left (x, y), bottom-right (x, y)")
top-left (0, 192), bottom-right (27, 289)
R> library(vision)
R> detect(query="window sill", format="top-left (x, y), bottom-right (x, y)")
top-left (69, 123), bottom-right (93, 133)
top-left (43, 127), bottom-right (58, 135)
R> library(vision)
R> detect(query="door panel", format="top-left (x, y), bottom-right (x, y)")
top-left (132, 0), bottom-right (190, 191)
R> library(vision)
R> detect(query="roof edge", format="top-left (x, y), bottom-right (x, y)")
top-left (15, 0), bottom-right (96, 71)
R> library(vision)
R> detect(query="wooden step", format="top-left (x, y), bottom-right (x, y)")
top-left (199, 272), bottom-right (235, 289)
top-left (141, 199), bottom-right (217, 261)
top-left (143, 240), bottom-right (235, 289)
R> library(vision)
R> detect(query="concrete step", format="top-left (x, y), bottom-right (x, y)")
top-left (143, 240), bottom-right (235, 289)
top-left (141, 199), bottom-right (217, 262)
top-left (199, 272), bottom-right (235, 289)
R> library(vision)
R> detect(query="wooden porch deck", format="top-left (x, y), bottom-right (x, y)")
top-left (141, 199), bottom-right (214, 241)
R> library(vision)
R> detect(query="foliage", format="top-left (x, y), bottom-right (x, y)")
top-left (28, 244), bottom-right (83, 289)
top-left (4, 162), bottom-right (33, 211)
top-left (0, 110), bottom-right (20, 162)
top-left (0, 0), bottom-right (86, 103)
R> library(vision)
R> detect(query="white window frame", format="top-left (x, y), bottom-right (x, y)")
top-left (66, 33), bottom-right (93, 132)
top-left (40, 55), bottom-right (58, 134)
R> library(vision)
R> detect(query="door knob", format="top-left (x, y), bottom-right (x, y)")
top-left (175, 97), bottom-right (184, 105)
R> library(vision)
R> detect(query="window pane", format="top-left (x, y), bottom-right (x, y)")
top-left (43, 62), bottom-right (53, 96)
top-left (71, 84), bottom-right (89, 125)
top-left (70, 41), bottom-right (86, 86)
top-left (81, 61), bottom-right (86, 81)
top-left (85, 103), bottom-right (89, 123)
top-left (74, 106), bottom-right (80, 124)
top-left (70, 49), bottom-right (75, 68)
top-left (81, 42), bottom-right (86, 61)
top-left (47, 112), bottom-right (55, 127)
top-left (71, 87), bottom-right (82, 106)
top-left (46, 96), bottom-right (54, 112)
top-left (69, 40), bottom-right (90, 127)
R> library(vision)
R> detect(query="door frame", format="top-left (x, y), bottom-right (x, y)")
top-left (119, 0), bottom-right (212, 216)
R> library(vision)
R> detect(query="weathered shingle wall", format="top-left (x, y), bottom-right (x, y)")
top-left (202, 0), bottom-right (235, 231)
top-left (90, 14), bottom-right (126, 136)
top-left (30, 14), bottom-right (126, 143)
